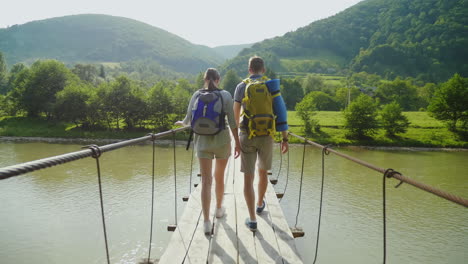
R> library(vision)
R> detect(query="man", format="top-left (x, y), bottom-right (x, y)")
top-left (233, 56), bottom-right (289, 232)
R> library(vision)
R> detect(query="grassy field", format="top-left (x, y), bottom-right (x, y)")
top-left (287, 111), bottom-right (467, 148)
top-left (0, 116), bottom-right (189, 140)
top-left (0, 113), bottom-right (466, 148)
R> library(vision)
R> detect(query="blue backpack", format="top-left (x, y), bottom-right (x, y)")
top-left (191, 89), bottom-right (225, 135)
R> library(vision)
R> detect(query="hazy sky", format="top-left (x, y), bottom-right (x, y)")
top-left (1, 0), bottom-right (362, 47)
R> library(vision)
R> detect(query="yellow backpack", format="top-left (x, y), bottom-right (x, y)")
top-left (242, 76), bottom-right (277, 138)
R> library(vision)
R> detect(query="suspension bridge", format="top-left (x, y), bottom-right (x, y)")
top-left (0, 127), bottom-right (467, 264)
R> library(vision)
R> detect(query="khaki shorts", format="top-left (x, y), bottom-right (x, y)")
top-left (240, 133), bottom-right (273, 174)
top-left (197, 143), bottom-right (231, 159)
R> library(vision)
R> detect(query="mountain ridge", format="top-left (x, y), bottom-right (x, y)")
top-left (0, 14), bottom-right (224, 73)
top-left (224, 0), bottom-right (468, 81)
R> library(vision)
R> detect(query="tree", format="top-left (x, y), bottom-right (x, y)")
top-left (7, 65), bottom-right (30, 115)
top-left (302, 74), bottom-right (325, 95)
top-left (72, 64), bottom-right (98, 84)
top-left (303, 91), bottom-right (340, 111)
top-left (171, 79), bottom-right (193, 120)
top-left (280, 78), bottom-right (303, 110)
top-left (335, 86), bottom-right (362, 109)
top-left (53, 82), bottom-right (92, 125)
top-left (221, 69), bottom-right (241, 96)
top-left (0, 94), bottom-right (7, 116)
top-left (5, 63), bottom-right (26, 95)
top-left (375, 78), bottom-right (420, 110)
top-left (428, 74), bottom-right (468, 131)
top-left (348, 72), bottom-right (381, 88)
top-left (195, 72), bottom-right (204, 89)
top-left (295, 93), bottom-right (319, 136)
top-left (344, 94), bottom-right (379, 138)
top-left (99, 65), bottom-right (106, 79)
top-left (265, 68), bottom-right (277, 79)
top-left (147, 81), bottom-right (174, 131)
top-left (0, 52), bottom-right (7, 94)
top-left (417, 82), bottom-right (437, 109)
top-left (380, 102), bottom-right (410, 136)
top-left (101, 76), bottom-right (144, 130)
top-left (18, 60), bottom-right (72, 118)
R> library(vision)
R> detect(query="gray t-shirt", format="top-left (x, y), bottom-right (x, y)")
top-left (233, 74), bottom-right (263, 103)
top-left (182, 89), bottom-right (236, 151)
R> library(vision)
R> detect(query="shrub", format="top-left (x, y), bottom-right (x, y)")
top-left (343, 94), bottom-right (379, 138)
top-left (380, 102), bottom-right (410, 137)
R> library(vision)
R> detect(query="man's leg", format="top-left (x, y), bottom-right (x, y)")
top-left (240, 133), bottom-right (257, 222)
top-left (257, 168), bottom-right (268, 207)
top-left (256, 136), bottom-right (273, 209)
top-left (244, 172), bottom-right (256, 221)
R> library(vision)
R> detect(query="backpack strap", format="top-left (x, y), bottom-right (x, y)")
top-left (215, 90), bottom-right (226, 130)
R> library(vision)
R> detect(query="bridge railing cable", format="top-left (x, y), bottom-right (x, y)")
top-left (0, 127), bottom-right (189, 180)
top-left (288, 132), bottom-right (468, 208)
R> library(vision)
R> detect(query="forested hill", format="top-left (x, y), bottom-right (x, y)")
top-left (224, 0), bottom-right (468, 82)
top-left (213, 43), bottom-right (254, 59)
top-left (0, 14), bottom-right (224, 74)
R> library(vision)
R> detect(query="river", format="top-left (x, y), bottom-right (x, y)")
top-left (0, 140), bottom-right (467, 263)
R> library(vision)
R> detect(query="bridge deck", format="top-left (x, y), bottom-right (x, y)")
top-left (159, 154), bottom-right (303, 264)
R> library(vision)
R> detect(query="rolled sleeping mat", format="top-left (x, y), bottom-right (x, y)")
top-left (265, 79), bottom-right (288, 132)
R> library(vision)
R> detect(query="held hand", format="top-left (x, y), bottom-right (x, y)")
top-left (281, 141), bottom-right (289, 154)
top-left (174, 121), bottom-right (184, 126)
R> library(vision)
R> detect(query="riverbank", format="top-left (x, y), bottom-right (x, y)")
top-left (1, 114), bottom-right (467, 148)
top-left (1, 136), bottom-right (467, 152)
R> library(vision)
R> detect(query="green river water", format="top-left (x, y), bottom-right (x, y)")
top-left (0, 140), bottom-right (466, 263)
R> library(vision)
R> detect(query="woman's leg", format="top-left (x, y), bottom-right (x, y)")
top-left (214, 158), bottom-right (228, 209)
top-left (199, 158), bottom-right (213, 222)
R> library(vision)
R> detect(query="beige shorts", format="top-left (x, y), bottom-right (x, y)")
top-left (197, 143), bottom-right (231, 159)
top-left (240, 133), bottom-right (273, 175)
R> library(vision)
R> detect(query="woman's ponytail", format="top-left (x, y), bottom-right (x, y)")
top-left (204, 68), bottom-right (220, 91)
top-left (207, 79), bottom-right (217, 91)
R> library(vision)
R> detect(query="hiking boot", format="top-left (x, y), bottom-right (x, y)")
top-left (215, 207), bottom-right (225, 218)
top-left (245, 218), bottom-right (257, 232)
top-left (204, 220), bottom-right (212, 235)
top-left (256, 200), bottom-right (266, 214)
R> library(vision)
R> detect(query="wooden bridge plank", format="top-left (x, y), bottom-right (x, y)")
top-left (159, 185), bottom-right (202, 264)
top-left (160, 151), bottom-right (303, 264)
top-left (234, 162), bottom-right (258, 264)
top-left (224, 155), bottom-right (235, 195)
top-left (264, 183), bottom-right (303, 264)
top-left (183, 183), bottom-right (216, 263)
top-left (255, 186), bottom-right (283, 264)
top-left (209, 194), bottom-right (237, 264)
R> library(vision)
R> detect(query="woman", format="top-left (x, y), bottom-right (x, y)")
top-left (175, 68), bottom-right (240, 235)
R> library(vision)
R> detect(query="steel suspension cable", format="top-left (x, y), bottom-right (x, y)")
top-left (0, 127), bottom-right (189, 180)
top-left (288, 132), bottom-right (468, 208)
top-left (295, 139), bottom-right (307, 227)
top-left (87, 145), bottom-right (110, 264)
top-left (147, 136), bottom-right (156, 262)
